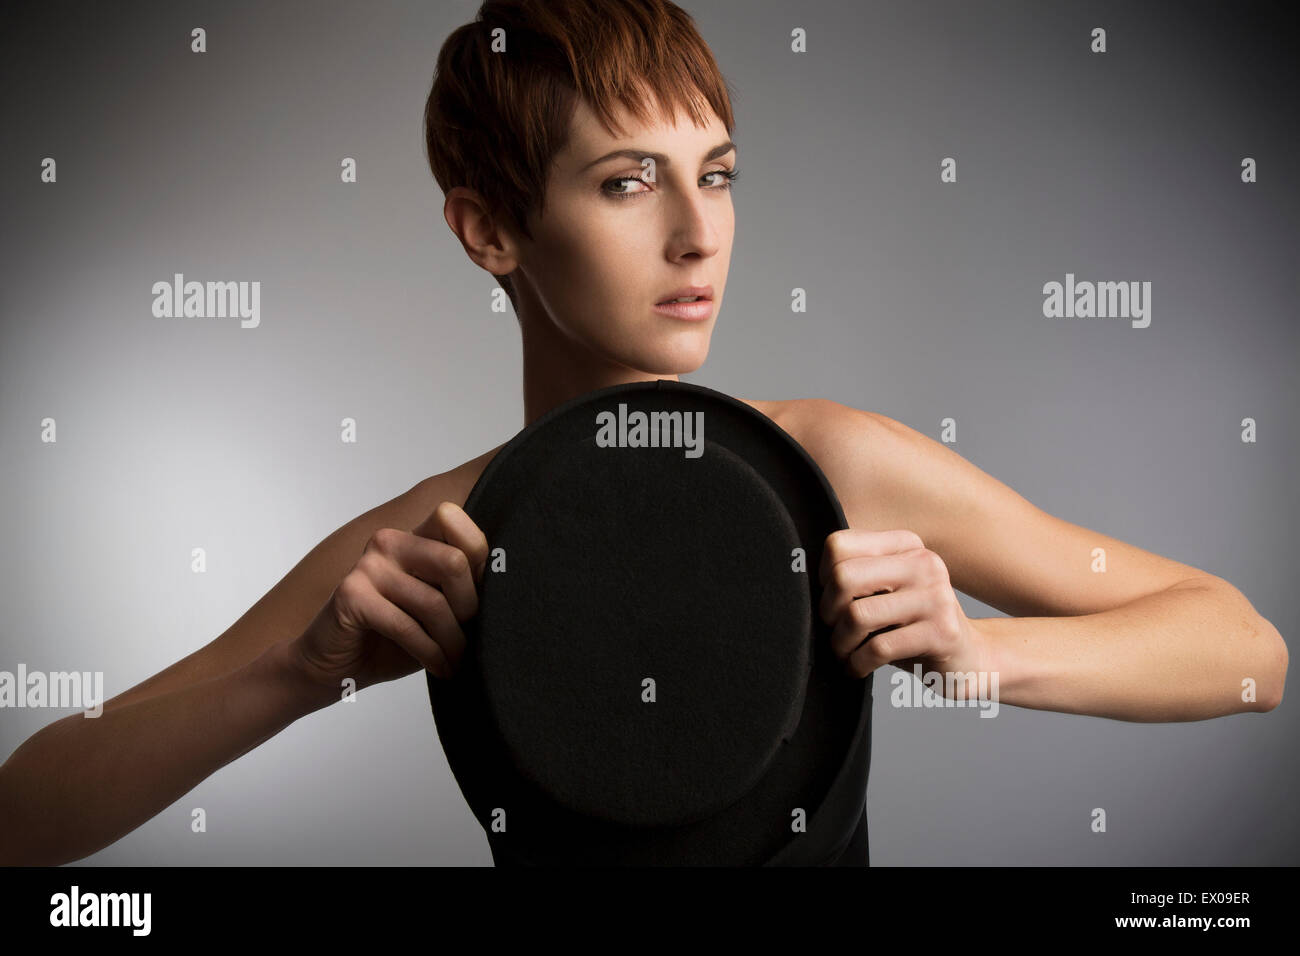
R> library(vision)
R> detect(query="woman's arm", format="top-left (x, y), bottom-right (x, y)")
top-left (0, 640), bottom-right (335, 866)
top-left (0, 473), bottom-right (458, 866)
top-left (974, 577), bottom-right (1286, 720)
top-left (796, 399), bottom-right (1289, 720)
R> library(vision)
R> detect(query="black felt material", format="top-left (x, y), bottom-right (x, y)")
top-left (428, 379), bottom-right (873, 865)
top-left (479, 437), bottom-right (809, 827)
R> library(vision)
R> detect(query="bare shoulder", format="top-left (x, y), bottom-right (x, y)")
top-left (406, 440), bottom-right (507, 515)
top-left (99, 443), bottom-right (509, 718)
top-left (735, 397), bottom-right (912, 534)
top-left (734, 395), bottom-right (887, 471)
top-left (735, 395), bottom-right (873, 431)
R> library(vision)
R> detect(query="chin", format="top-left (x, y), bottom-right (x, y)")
top-left (599, 324), bottom-right (712, 376)
top-left (627, 347), bottom-right (710, 376)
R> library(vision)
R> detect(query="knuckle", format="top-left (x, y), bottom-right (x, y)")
top-left (333, 573), bottom-right (368, 626)
top-left (336, 569), bottom-right (366, 603)
top-left (370, 527), bottom-right (402, 554)
top-left (389, 603), bottom-right (422, 642)
top-left (424, 586), bottom-right (450, 617)
top-left (849, 596), bottom-right (874, 629)
top-left (829, 559), bottom-right (852, 593)
top-left (443, 546), bottom-right (471, 578)
top-left (356, 551), bottom-right (387, 580)
top-left (427, 640), bottom-right (450, 677)
top-left (871, 635), bottom-right (894, 662)
top-left (891, 531), bottom-right (918, 554)
top-left (917, 548), bottom-right (946, 581)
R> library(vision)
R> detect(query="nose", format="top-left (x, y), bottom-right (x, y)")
top-left (663, 176), bottom-right (723, 262)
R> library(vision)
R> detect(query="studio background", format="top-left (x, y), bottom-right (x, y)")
top-left (1, 0), bottom-right (1295, 865)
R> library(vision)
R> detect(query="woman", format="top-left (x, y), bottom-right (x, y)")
top-left (0, 0), bottom-right (1286, 866)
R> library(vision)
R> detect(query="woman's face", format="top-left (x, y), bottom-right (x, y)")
top-left (511, 94), bottom-right (736, 376)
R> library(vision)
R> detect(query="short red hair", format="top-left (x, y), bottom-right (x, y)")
top-left (423, 0), bottom-right (737, 301)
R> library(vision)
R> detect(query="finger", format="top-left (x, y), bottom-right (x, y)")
top-left (366, 528), bottom-right (479, 623)
top-left (819, 528), bottom-right (925, 585)
top-left (828, 585), bottom-right (933, 659)
top-left (412, 501), bottom-right (490, 583)
top-left (820, 550), bottom-right (924, 625)
top-left (843, 619), bottom-right (935, 679)
top-left (358, 554), bottom-right (468, 674)
top-left (342, 571), bottom-right (454, 678)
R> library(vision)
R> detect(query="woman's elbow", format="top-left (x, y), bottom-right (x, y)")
top-left (1255, 619), bottom-right (1287, 712)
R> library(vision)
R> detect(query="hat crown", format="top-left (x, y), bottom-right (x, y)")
top-left (479, 433), bottom-right (811, 827)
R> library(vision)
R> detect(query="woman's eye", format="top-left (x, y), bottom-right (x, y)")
top-left (603, 176), bottom-right (649, 198)
top-left (603, 167), bottom-right (740, 201)
top-left (702, 169), bottom-right (740, 189)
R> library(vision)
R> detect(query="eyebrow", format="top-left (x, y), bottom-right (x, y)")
top-left (579, 140), bottom-right (737, 173)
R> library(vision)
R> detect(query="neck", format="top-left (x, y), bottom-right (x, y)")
top-left (517, 302), bottom-right (679, 429)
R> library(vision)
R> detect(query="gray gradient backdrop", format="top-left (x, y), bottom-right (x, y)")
top-left (2, 0), bottom-right (1296, 865)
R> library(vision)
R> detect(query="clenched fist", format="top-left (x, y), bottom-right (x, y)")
top-left (819, 529), bottom-right (990, 689)
top-left (289, 501), bottom-right (489, 693)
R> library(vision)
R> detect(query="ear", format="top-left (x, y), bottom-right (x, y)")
top-left (444, 187), bottom-right (520, 277)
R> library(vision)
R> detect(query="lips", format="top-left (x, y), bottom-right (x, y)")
top-left (655, 284), bottom-right (714, 305)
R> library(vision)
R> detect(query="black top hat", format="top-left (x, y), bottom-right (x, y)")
top-left (427, 379), bottom-right (874, 865)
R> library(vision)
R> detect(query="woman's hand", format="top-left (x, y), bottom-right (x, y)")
top-left (819, 529), bottom-right (990, 694)
top-left (288, 501), bottom-right (489, 694)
